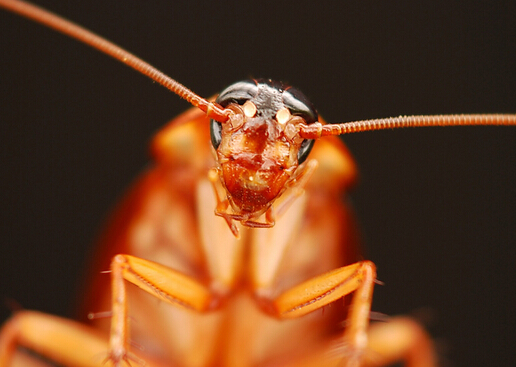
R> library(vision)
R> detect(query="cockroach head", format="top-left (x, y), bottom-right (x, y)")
top-left (209, 79), bottom-right (319, 219)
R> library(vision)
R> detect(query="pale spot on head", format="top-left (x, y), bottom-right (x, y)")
top-left (243, 100), bottom-right (257, 118)
top-left (275, 107), bottom-right (291, 126)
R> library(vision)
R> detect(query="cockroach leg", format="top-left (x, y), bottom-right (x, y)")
top-left (341, 261), bottom-right (376, 366)
top-left (282, 317), bottom-right (436, 367)
top-left (257, 261), bottom-right (376, 366)
top-left (241, 207), bottom-right (276, 229)
top-left (110, 255), bottom-right (213, 311)
top-left (108, 255), bottom-right (215, 366)
top-left (0, 310), bottom-right (174, 367)
top-left (363, 317), bottom-right (436, 367)
top-left (0, 310), bottom-right (117, 367)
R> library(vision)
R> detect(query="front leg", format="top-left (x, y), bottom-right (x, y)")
top-left (108, 254), bottom-right (217, 366)
top-left (0, 310), bottom-right (166, 367)
top-left (259, 261), bottom-right (436, 367)
top-left (0, 255), bottom-right (218, 367)
top-left (259, 261), bottom-right (376, 366)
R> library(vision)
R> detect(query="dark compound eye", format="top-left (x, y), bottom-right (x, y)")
top-left (297, 139), bottom-right (315, 164)
top-left (281, 86), bottom-right (317, 164)
top-left (216, 80), bottom-right (259, 107)
top-left (282, 87), bottom-right (318, 124)
top-left (211, 80), bottom-right (259, 149)
top-left (210, 119), bottom-right (222, 149)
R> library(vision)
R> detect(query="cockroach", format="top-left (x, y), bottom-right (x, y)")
top-left (0, 2), bottom-right (512, 367)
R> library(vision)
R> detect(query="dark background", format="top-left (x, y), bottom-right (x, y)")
top-left (0, 1), bottom-right (514, 366)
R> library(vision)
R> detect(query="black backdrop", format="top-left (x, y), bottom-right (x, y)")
top-left (0, 1), bottom-right (515, 366)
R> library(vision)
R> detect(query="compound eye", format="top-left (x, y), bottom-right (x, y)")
top-left (297, 139), bottom-right (314, 164)
top-left (216, 80), bottom-right (259, 107)
top-left (210, 119), bottom-right (222, 149)
top-left (212, 80), bottom-right (260, 149)
top-left (282, 87), bottom-right (318, 124)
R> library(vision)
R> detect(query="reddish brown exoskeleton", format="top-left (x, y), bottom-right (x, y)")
top-left (0, 1), bottom-right (515, 367)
